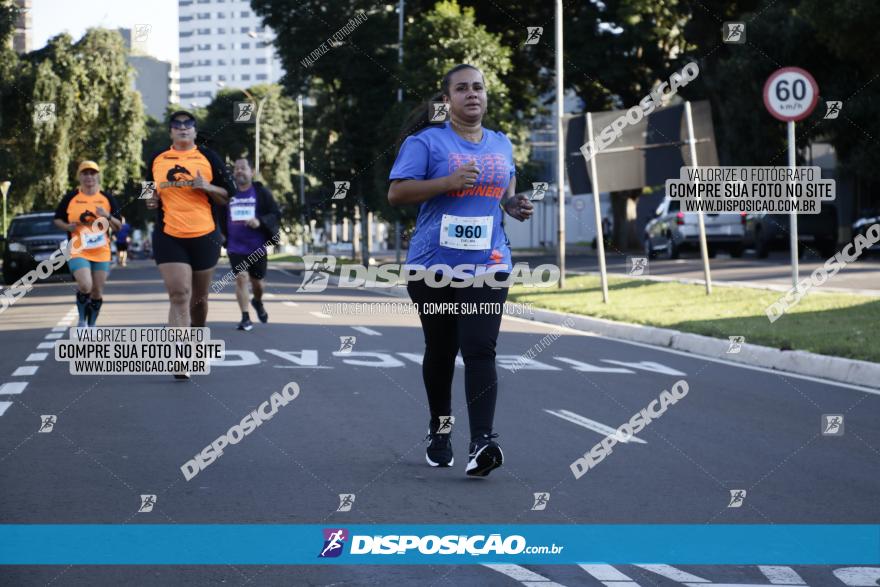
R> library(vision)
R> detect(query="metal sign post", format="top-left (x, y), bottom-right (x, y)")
top-left (586, 113), bottom-right (609, 303)
top-left (763, 67), bottom-right (819, 288)
top-left (685, 101), bottom-right (712, 295)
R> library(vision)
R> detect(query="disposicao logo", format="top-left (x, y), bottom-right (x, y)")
top-left (319, 528), bottom-right (348, 558)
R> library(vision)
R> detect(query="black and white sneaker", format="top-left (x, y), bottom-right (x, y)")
top-left (424, 416), bottom-right (454, 467)
top-left (251, 298), bottom-right (269, 323)
top-left (466, 433), bottom-right (503, 477)
top-left (237, 317), bottom-right (254, 331)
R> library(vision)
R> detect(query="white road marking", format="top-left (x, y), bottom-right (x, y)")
top-left (309, 311), bottom-right (331, 319)
top-left (399, 352), bottom-right (463, 368)
top-left (833, 567), bottom-right (880, 585)
top-left (504, 314), bottom-right (880, 395)
top-left (0, 402), bottom-right (12, 417)
top-left (44, 333), bottom-right (64, 340)
top-left (636, 565), bottom-right (709, 583)
top-left (12, 366), bottom-right (38, 376)
top-left (263, 292), bottom-right (276, 298)
top-left (57, 320), bottom-right (73, 326)
top-left (602, 360), bottom-right (687, 376)
top-left (484, 564), bottom-right (568, 585)
top-left (51, 326), bottom-right (67, 332)
top-left (266, 349), bottom-right (318, 367)
top-left (351, 326), bottom-right (381, 336)
top-left (26, 353), bottom-right (48, 362)
top-left (211, 350), bottom-right (260, 367)
top-left (0, 382), bottom-right (28, 395)
top-left (554, 356), bottom-right (634, 373)
top-left (332, 351), bottom-right (405, 368)
top-left (544, 409), bottom-right (647, 444)
top-left (37, 342), bottom-right (55, 350)
top-left (759, 566), bottom-right (806, 584)
top-left (579, 564), bottom-right (636, 581)
top-left (283, 301), bottom-right (298, 307)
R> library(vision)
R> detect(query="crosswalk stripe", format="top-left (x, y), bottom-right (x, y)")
top-left (0, 402), bottom-right (12, 417)
top-left (13, 366), bottom-right (38, 376)
top-left (0, 382), bottom-right (28, 395)
top-left (26, 353), bottom-right (48, 362)
top-left (309, 311), bottom-right (331, 319)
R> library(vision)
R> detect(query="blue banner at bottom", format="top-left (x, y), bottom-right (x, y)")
top-left (0, 525), bottom-right (877, 565)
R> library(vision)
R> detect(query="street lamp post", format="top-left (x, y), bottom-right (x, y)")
top-left (0, 181), bottom-right (10, 236)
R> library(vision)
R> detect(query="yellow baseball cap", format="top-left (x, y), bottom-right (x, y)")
top-left (77, 160), bottom-right (100, 174)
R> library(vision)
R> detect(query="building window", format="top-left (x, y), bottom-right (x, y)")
top-left (180, 46), bottom-right (194, 52)
top-left (257, 41), bottom-right (270, 48)
top-left (256, 74), bottom-right (268, 80)
top-left (241, 74), bottom-right (251, 81)
top-left (240, 42), bottom-right (250, 49)
top-left (217, 28), bottom-right (226, 34)
top-left (218, 75), bottom-right (227, 81)
top-left (197, 75), bottom-right (212, 82)
top-left (197, 28), bottom-right (210, 35)
top-left (217, 43), bottom-right (227, 50)
top-left (240, 10), bottom-right (250, 17)
top-left (180, 92), bottom-right (195, 99)
top-left (217, 59), bottom-right (226, 65)
top-left (240, 26), bottom-right (250, 33)
top-left (180, 31), bottom-right (194, 37)
top-left (196, 43), bottom-right (211, 50)
top-left (180, 62), bottom-right (194, 68)
top-left (256, 57), bottom-right (267, 64)
top-left (180, 77), bottom-right (195, 84)
top-left (197, 12), bottom-right (210, 19)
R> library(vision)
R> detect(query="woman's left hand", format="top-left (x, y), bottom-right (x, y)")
top-left (503, 194), bottom-right (534, 222)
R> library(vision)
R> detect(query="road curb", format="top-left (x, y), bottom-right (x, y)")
top-left (520, 306), bottom-right (880, 390)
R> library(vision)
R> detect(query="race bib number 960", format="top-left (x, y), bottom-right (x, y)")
top-left (439, 214), bottom-right (492, 250)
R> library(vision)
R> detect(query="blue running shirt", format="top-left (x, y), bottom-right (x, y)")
top-left (389, 122), bottom-right (514, 276)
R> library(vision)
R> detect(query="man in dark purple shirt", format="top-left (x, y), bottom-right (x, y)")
top-left (226, 158), bottom-right (281, 331)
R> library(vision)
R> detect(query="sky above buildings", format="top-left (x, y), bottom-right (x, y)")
top-left (31, 0), bottom-right (179, 63)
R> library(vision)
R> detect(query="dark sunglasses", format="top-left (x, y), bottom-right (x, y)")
top-left (170, 119), bottom-right (196, 129)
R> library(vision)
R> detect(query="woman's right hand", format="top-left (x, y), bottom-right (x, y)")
top-left (445, 160), bottom-right (480, 191)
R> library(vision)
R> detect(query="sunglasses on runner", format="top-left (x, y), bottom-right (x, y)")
top-left (170, 119), bottom-right (197, 129)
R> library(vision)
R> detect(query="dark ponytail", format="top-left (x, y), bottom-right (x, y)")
top-left (396, 63), bottom-right (483, 146)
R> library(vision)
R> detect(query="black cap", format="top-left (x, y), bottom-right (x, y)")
top-left (168, 110), bottom-right (196, 127)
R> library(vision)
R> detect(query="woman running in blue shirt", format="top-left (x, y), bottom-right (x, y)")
top-left (388, 64), bottom-right (533, 477)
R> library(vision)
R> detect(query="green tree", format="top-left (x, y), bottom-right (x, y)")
top-left (0, 28), bottom-right (145, 214)
top-left (198, 84), bottom-right (298, 210)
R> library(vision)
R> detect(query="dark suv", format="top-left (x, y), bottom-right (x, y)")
top-left (742, 204), bottom-right (839, 259)
top-left (1, 212), bottom-right (69, 285)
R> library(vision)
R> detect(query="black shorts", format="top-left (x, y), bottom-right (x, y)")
top-left (153, 229), bottom-right (222, 271)
top-left (116, 242), bottom-right (129, 252)
top-left (228, 250), bottom-right (268, 280)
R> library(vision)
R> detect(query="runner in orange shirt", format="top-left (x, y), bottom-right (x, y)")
top-left (53, 160), bottom-right (122, 327)
top-left (145, 111), bottom-right (233, 378)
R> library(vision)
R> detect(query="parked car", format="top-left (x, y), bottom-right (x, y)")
top-left (1, 212), bottom-right (69, 285)
top-left (644, 198), bottom-right (745, 259)
top-left (851, 209), bottom-right (879, 258)
top-left (742, 204), bottom-right (838, 259)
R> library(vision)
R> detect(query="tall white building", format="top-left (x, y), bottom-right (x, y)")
top-left (178, 0), bottom-right (284, 107)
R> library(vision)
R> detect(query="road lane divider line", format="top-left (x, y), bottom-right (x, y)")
top-left (309, 311), bottom-right (332, 319)
top-left (484, 564), bottom-right (567, 585)
top-left (12, 366), bottom-right (38, 376)
top-left (36, 342), bottom-right (55, 350)
top-left (0, 402), bottom-right (12, 417)
top-left (26, 353), bottom-right (48, 362)
top-left (544, 409), bottom-right (647, 444)
top-left (44, 333), bottom-right (63, 340)
top-left (0, 382), bottom-right (28, 395)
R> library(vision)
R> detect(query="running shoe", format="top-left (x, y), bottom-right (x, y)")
top-left (237, 317), bottom-right (254, 331)
top-left (466, 433), bottom-right (503, 477)
top-left (424, 416), bottom-right (454, 467)
top-left (173, 372), bottom-right (190, 380)
top-left (77, 319), bottom-right (87, 328)
top-left (251, 298), bottom-right (268, 323)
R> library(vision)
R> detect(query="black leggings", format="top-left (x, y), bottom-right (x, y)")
top-left (406, 274), bottom-right (509, 440)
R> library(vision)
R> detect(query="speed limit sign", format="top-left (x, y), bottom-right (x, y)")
top-left (763, 67), bottom-right (819, 121)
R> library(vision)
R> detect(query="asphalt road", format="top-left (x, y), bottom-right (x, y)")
top-left (0, 261), bottom-right (878, 586)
